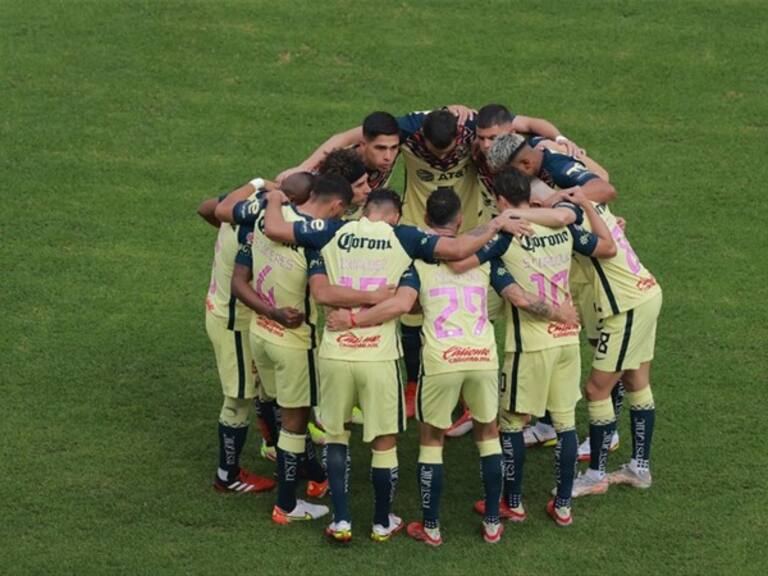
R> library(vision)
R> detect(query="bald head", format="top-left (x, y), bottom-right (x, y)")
top-left (281, 172), bottom-right (315, 204)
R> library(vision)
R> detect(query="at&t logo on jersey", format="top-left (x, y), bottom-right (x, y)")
top-left (336, 332), bottom-right (381, 348)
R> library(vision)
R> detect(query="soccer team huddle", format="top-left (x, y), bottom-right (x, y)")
top-left (199, 103), bottom-right (662, 546)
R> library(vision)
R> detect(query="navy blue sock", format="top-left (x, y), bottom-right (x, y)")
top-left (276, 447), bottom-right (299, 511)
top-left (401, 324), bottom-right (422, 383)
top-left (588, 421), bottom-right (616, 472)
top-left (501, 432), bottom-right (525, 508)
top-left (480, 453), bottom-right (503, 523)
top-left (371, 467), bottom-right (398, 527)
top-left (630, 408), bottom-right (655, 469)
top-left (611, 381), bottom-right (625, 420)
top-left (326, 443), bottom-right (350, 523)
top-left (303, 435), bottom-right (326, 483)
top-left (554, 430), bottom-right (577, 508)
top-left (418, 462), bottom-right (443, 529)
top-left (218, 423), bottom-right (248, 481)
top-left (256, 399), bottom-right (280, 447)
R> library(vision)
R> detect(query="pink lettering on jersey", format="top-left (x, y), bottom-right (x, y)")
top-left (612, 225), bottom-right (641, 273)
top-left (255, 266), bottom-right (276, 306)
top-left (636, 276), bottom-right (658, 291)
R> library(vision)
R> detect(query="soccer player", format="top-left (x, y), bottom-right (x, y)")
top-left (230, 174), bottom-right (385, 524)
top-left (278, 111), bottom-right (403, 192)
top-left (457, 168), bottom-right (617, 526)
top-left (487, 132), bottom-right (624, 447)
top-left (321, 188), bottom-right (573, 544)
top-left (262, 187), bottom-right (529, 542)
top-left (557, 190), bottom-right (663, 497)
top-left (198, 174), bottom-right (311, 495)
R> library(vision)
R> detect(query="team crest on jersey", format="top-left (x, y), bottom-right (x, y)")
top-left (416, 169), bottom-right (434, 182)
top-left (310, 219), bottom-right (325, 231)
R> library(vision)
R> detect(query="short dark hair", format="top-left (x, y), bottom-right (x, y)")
top-left (312, 173), bottom-right (353, 207)
top-left (363, 187), bottom-right (402, 215)
top-left (363, 111), bottom-right (399, 140)
top-left (422, 110), bottom-right (457, 150)
top-left (318, 148), bottom-right (368, 184)
top-left (493, 168), bottom-right (531, 207)
top-left (426, 187), bottom-right (461, 227)
top-left (477, 104), bottom-right (514, 129)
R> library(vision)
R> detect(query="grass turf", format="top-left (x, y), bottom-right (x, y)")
top-left (2, 0), bottom-right (767, 574)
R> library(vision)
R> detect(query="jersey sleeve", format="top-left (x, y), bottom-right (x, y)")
top-left (306, 249), bottom-right (327, 277)
top-left (476, 233), bottom-right (513, 264)
top-left (554, 200), bottom-right (584, 225)
top-left (398, 264), bottom-right (420, 291)
top-left (546, 152), bottom-right (600, 188)
top-left (568, 223), bottom-right (599, 256)
top-left (234, 224), bottom-right (254, 268)
top-left (232, 197), bottom-right (266, 225)
top-left (396, 111), bottom-right (428, 141)
top-left (293, 218), bottom-right (347, 250)
top-left (490, 258), bottom-right (516, 295)
top-left (393, 225), bottom-right (440, 262)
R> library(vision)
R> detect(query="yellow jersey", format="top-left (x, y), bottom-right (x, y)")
top-left (294, 216), bottom-right (439, 361)
top-left (567, 202), bottom-right (662, 318)
top-left (479, 221), bottom-right (599, 352)
top-left (235, 203), bottom-right (323, 350)
top-left (412, 259), bottom-right (498, 375)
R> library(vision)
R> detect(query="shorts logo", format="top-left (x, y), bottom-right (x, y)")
top-left (416, 169), bottom-right (434, 182)
top-left (336, 332), bottom-right (381, 348)
top-left (442, 346), bottom-right (492, 364)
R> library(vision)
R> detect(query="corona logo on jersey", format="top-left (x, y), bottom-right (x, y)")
top-left (442, 345), bottom-right (493, 363)
top-left (337, 233), bottom-right (393, 253)
top-left (335, 332), bottom-right (381, 348)
top-left (520, 231), bottom-right (570, 252)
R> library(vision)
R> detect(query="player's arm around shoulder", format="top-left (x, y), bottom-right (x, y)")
top-left (563, 191), bottom-right (616, 259)
top-left (214, 178), bottom-right (272, 223)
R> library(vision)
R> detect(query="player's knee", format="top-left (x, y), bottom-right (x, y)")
top-left (472, 420), bottom-right (499, 442)
top-left (585, 379), bottom-right (609, 400)
top-left (219, 396), bottom-right (252, 428)
top-left (549, 410), bottom-right (576, 433)
top-left (371, 434), bottom-right (397, 452)
top-left (326, 431), bottom-right (351, 446)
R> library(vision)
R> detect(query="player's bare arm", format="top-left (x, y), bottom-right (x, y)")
top-left (568, 189), bottom-right (617, 258)
top-left (324, 286), bottom-right (419, 331)
top-left (230, 263), bottom-right (304, 328)
top-left (432, 211), bottom-right (532, 261)
top-left (501, 283), bottom-right (579, 325)
top-left (308, 274), bottom-right (396, 308)
top-left (197, 197), bottom-right (221, 228)
top-left (214, 178), bottom-right (276, 223)
top-left (262, 189), bottom-right (295, 244)
top-left (512, 115), bottom-right (583, 157)
top-left (502, 206), bottom-right (577, 228)
top-left (277, 126), bottom-right (365, 182)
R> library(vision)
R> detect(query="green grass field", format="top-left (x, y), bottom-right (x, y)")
top-left (3, 0), bottom-right (768, 574)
